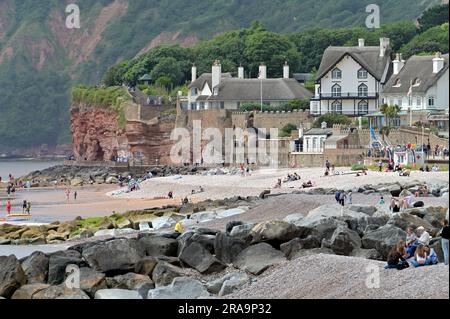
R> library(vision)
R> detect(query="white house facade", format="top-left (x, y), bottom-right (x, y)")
top-left (310, 38), bottom-right (392, 117)
top-left (381, 53), bottom-right (449, 112)
top-left (185, 61), bottom-right (313, 111)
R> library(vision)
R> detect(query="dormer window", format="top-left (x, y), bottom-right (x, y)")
top-left (357, 68), bottom-right (368, 79)
top-left (413, 78), bottom-right (421, 87)
top-left (191, 88), bottom-right (198, 96)
top-left (393, 79), bottom-right (401, 87)
top-left (332, 68), bottom-right (342, 79)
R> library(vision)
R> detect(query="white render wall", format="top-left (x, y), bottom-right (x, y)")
top-left (320, 55), bottom-right (378, 95)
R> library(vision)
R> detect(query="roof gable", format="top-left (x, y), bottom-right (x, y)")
top-left (383, 54), bottom-right (449, 94)
top-left (317, 46), bottom-right (391, 82)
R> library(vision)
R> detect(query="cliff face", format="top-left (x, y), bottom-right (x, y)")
top-left (70, 104), bottom-right (175, 164)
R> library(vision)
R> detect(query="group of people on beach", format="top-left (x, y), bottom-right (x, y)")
top-left (1, 173), bottom-right (32, 217)
top-left (386, 220), bottom-right (449, 269)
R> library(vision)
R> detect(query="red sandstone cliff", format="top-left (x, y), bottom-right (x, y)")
top-left (70, 103), bottom-right (175, 164)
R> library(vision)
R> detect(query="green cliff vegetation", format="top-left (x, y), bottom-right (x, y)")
top-left (71, 86), bottom-right (132, 128)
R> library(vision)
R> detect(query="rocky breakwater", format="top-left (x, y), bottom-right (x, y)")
top-left (1, 203), bottom-right (448, 299)
top-left (21, 164), bottom-right (209, 187)
top-left (300, 180), bottom-right (449, 198)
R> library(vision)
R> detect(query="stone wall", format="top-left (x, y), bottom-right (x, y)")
top-left (289, 153), bottom-right (325, 168)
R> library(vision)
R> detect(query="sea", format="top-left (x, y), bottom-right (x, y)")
top-left (0, 158), bottom-right (64, 181)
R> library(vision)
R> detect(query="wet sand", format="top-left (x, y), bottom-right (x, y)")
top-left (0, 184), bottom-right (181, 223)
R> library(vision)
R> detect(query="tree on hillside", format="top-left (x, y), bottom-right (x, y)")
top-left (401, 23), bottom-right (449, 58)
top-left (150, 57), bottom-right (184, 86)
top-left (313, 113), bottom-right (351, 128)
top-left (418, 4), bottom-right (449, 33)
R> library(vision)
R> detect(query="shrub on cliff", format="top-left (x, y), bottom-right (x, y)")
top-left (71, 86), bottom-right (132, 128)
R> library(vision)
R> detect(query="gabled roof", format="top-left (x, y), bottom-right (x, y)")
top-left (304, 128), bottom-right (333, 136)
top-left (207, 78), bottom-right (313, 101)
top-left (383, 54), bottom-right (449, 94)
top-left (316, 46), bottom-right (391, 82)
top-left (189, 73), bottom-right (232, 90)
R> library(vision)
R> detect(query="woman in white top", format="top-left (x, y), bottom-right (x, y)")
top-left (417, 226), bottom-right (431, 246)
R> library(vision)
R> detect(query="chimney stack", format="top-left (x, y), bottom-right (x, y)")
top-left (211, 60), bottom-right (221, 94)
top-left (258, 64), bottom-right (267, 79)
top-left (393, 53), bottom-right (405, 75)
top-left (238, 64), bottom-right (244, 79)
top-left (191, 64), bottom-right (197, 82)
top-left (433, 52), bottom-right (444, 74)
top-left (358, 38), bottom-right (365, 48)
top-left (283, 61), bottom-right (290, 79)
top-left (379, 38), bottom-right (390, 57)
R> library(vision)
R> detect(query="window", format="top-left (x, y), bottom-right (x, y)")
top-left (191, 88), bottom-right (198, 96)
top-left (358, 100), bottom-right (369, 115)
top-left (312, 138), bottom-right (317, 151)
top-left (332, 84), bottom-right (341, 97)
top-left (331, 100), bottom-right (342, 114)
top-left (358, 84), bottom-right (368, 97)
top-left (200, 102), bottom-right (205, 110)
top-left (413, 78), bottom-right (421, 86)
top-left (397, 99), bottom-right (402, 107)
top-left (358, 68), bottom-right (368, 79)
top-left (220, 101), bottom-right (225, 109)
top-left (428, 96), bottom-right (435, 107)
top-left (416, 98), bottom-right (421, 107)
top-left (332, 68), bottom-right (342, 79)
top-left (393, 79), bottom-right (401, 87)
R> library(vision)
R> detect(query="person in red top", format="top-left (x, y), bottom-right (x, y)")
top-left (6, 200), bottom-right (12, 215)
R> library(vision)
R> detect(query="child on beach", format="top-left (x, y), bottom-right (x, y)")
top-left (22, 200), bottom-right (27, 214)
top-left (26, 201), bottom-right (31, 215)
top-left (6, 200), bottom-right (11, 215)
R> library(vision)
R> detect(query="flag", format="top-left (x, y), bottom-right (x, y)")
top-left (370, 126), bottom-right (377, 141)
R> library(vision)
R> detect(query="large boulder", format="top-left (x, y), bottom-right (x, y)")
top-left (148, 277), bottom-right (209, 299)
top-left (138, 235), bottom-right (178, 257)
top-left (218, 273), bottom-right (249, 297)
top-left (47, 250), bottom-right (83, 285)
top-left (32, 285), bottom-right (90, 299)
top-left (77, 267), bottom-right (107, 298)
top-left (326, 225), bottom-right (362, 256)
top-left (283, 213), bottom-right (305, 226)
top-left (179, 242), bottom-right (226, 274)
top-left (214, 232), bottom-right (249, 264)
top-left (134, 257), bottom-right (158, 276)
top-left (233, 243), bottom-right (286, 275)
top-left (11, 284), bottom-right (50, 299)
top-left (151, 261), bottom-right (186, 287)
top-left (280, 236), bottom-right (321, 259)
top-left (176, 231), bottom-right (216, 256)
top-left (82, 239), bottom-right (144, 275)
top-left (108, 273), bottom-right (154, 299)
top-left (94, 289), bottom-right (142, 299)
top-left (347, 205), bottom-right (377, 216)
top-left (250, 221), bottom-right (306, 247)
top-left (387, 212), bottom-right (434, 232)
top-left (0, 255), bottom-right (27, 298)
top-left (151, 217), bottom-right (177, 230)
top-left (430, 238), bottom-right (444, 263)
top-left (21, 251), bottom-right (49, 284)
top-left (206, 272), bottom-right (249, 295)
top-left (362, 225), bottom-right (406, 260)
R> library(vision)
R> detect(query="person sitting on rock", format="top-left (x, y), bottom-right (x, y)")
top-left (174, 221), bottom-right (183, 233)
top-left (411, 244), bottom-right (428, 267)
top-left (405, 227), bottom-right (419, 258)
top-left (424, 246), bottom-right (438, 265)
top-left (302, 180), bottom-right (313, 188)
top-left (385, 240), bottom-right (409, 270)
top-left (417, 226), bottom-right (431, 246)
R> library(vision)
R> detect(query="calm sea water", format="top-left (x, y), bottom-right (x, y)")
top-left (0, 159), bottom-right (64, 181)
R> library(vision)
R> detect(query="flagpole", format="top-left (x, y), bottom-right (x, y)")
top-left (260, 77), bottom-right (263, 112)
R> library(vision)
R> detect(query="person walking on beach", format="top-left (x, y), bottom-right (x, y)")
top-left (378, 159), bottom-right (383, 172)
top-left (440, 219), bottom-right (449, 265)
top-left (6, 200), bottom-right (12, 215)
top-left (347, 191), bottom-right (353, 205)
top-left (74, 191), bottom-right (78, 201)
top-left (65, 188), bottom-right (71, 203)
top-left (338, 191), bottom-right (346, 206)
top-left (26, 201), bottom-right (31, 215)
top-left (22, 200), bottom-right (27, 214)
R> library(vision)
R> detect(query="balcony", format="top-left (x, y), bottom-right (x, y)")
top-left (315, 92), bottom-right (379, 99)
